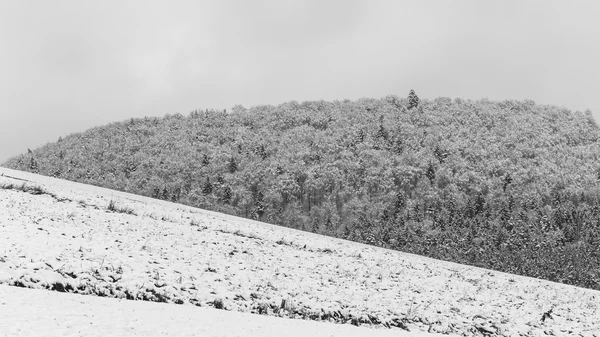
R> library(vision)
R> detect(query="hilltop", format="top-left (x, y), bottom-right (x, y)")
top-left (3, 94), bottom-right (600, 290)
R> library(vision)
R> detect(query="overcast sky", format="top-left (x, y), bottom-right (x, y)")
top-left (1, 0), bottom-right (599, 162)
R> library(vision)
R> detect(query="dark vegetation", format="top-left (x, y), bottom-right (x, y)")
top-left (4, 92), bottom-right (600, 289)
top-left (107, 199), bottom-right (136, 215)
top-left (0, 182), bottom-right (62, 200)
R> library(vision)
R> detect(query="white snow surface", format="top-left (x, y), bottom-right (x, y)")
top-left (0, 167), bottom-right (598, 337)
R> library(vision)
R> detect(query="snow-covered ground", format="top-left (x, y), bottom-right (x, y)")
top-left (1, 283), bottom-right (447, 337)
top-left (0, 167), bottom-right (598, 337)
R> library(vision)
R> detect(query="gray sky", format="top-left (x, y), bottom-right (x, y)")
top-left (1, 0), bottom-right (599, 163)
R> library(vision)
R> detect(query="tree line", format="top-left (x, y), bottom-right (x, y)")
top-left (4, 92), bottom-right (600, 289)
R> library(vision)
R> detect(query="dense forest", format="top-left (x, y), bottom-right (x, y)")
top-left (5, 92), bottom-right (600, 290)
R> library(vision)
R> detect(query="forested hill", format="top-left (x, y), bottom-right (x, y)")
top-left (4, 94), bottom-right (600, 290)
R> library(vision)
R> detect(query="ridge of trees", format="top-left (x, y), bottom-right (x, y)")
top-left (4, 93), bottom-right (600, 290)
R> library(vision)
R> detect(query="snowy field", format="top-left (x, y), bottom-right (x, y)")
top-left (0, 167), bottom-right (598, 337)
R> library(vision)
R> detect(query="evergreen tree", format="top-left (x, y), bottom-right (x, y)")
top-left (503, 173), bottom-right (513, 192)
top-left (201, 154), bottom-right (210, 166)
top-left (434, 146), bottom-right (448, 164)
top-left (392, 191), bottom-right (406, 217)
top-left (202, 177), bottom-right (213, 194)
top-left (426, 163), bottom-right (436, 185)
top-left (221, 185), bottom-right (232, 203)
top-left (29, 157), bottom-right (38, 173)
top-left (375, 124), bottom-right (389, 141)
top-left (356, 129), bottom-right (365, 143)
top-left (171, 187), bottom-right (181, 202)
top-left (392, 138), bottom-right (404, 155)
top-left (407, 89), bottom-right (420, 110)
top-left (257, 145), bottom-right (268, 160)
top-left (228, 157), bottom-right (237, 173)
top-left (255, 191), bottom-right (265, 218)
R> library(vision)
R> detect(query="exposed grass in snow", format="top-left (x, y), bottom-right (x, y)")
top-left (1, 284), bottom-right (441, 337)
top-left (1, 182), bottom-right (50, 196)
top-left (216, 228), bottom-right (262, 241)
top-left (0, 180), bottom-right (72, 203)
top-left (107, 199), bottom-right (136, 215)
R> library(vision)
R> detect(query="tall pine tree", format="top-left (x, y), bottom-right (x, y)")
top-left (407, 89), bottom-right (420, 110)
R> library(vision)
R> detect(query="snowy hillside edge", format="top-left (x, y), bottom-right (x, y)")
top-left (0, 167), bottom-right (598, 336)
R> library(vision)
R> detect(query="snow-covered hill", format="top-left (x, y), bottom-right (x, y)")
top-left (0, 167), bottom-right (598, 336)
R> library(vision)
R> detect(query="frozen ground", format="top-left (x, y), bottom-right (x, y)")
top-left (1, 284), bottom-right (441, 337)
top-left (0, 167), bottom-right (598, 336)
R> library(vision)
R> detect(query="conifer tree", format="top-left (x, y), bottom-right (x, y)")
top-left (426, 162), bottom-right (436, 185)
top-left (393, 191), bottom-right (406, 216)
top-left (257, 145), bottom-right (268, 160)
top-left (202, 177), bottom-right (213, 194)
top-left (255, 191), bottom-right (265, 218)
top-left (392, 138), bottom-right (404, 155)
top-left (407, 89), bottom-right (420, 110)
top-left (29, 157), bottom-right (38, 173)
top-left (503, 173), bottom-right (513, 192)
top-left (358, 129), bottom-right (365, 143)
top-left (228, 157), bottom-right (237, 173)
top-left (221, 185), bottom-right (232, 203)
top-left (375, 124), bottom-right (389, 141)
top-left (434, 146), bottom-right (448, 164)
top-left (201, 154), bottom-right (210, 166)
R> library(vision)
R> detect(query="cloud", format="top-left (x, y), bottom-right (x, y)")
top-left (217, 0), bottom-right (366, 48)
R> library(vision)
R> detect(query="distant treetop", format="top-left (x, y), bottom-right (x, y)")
top-left (407, 89), bottom-right (420, 110)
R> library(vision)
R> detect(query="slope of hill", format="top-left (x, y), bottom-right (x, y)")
top-left (0, 286), bottom-right (441, 337)
top-left (3, 95), bottom-right (600, 291)
top-left (1, 168), bottom-right (599, 336)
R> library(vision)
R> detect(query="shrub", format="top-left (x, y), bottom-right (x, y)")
top-left (107, 200), bottom-right (136, 215)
